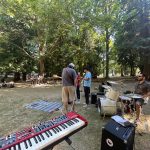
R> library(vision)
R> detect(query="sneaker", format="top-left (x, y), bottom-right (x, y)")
top-left (83, 104), bottom-right (88, 108)
top-left (83, 102), bottom-right (86, 105)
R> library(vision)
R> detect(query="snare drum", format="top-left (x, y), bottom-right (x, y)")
top-left (98, 97), bottom-right (116, 116)
top-left (119, 95), bottom-right (133, 113)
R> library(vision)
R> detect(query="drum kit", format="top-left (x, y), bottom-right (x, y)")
top-left (98, 81), bottom-right (120, 116)
top-left (97, 80), bottom-right (144, 117)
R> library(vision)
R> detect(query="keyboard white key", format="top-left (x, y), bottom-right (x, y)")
top-left (15, 145), bottom-right (19, 150)
top-left (20, 142), bottom-right (26, 150)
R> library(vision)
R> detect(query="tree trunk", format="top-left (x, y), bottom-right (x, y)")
top-left (39, 56), bottom-right (45, 75)
top-left (143, 55), bottom-right (150, 80)
top-left (39, 44), bottom-right (45, 75)
top-left (22, 72), bottom-right (26, 81)
top-left (130, 66), bottom-right (134, 76)
top-left (121, 66), bottom-right (124, 77)
top-left (105, 28), bottom-right (110, 79)
top-left (14, 72), bottom-right (21, 81)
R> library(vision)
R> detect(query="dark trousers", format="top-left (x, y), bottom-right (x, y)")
top-left (76, 85), bottom-right (80, 100)
top-left (84, 86), bottom-right (90, 105)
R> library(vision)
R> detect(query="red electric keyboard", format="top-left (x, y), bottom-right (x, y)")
top-left (0, 112), bottom-right (88, 150)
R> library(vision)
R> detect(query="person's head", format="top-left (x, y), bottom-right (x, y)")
top-left (83, 67), bottom-right (90, 73)
top-left (68, 63), bottom-right (75, 69)
top-left (77, 72), bottom-right (80, 75)
top-left (137, 73), bottom-right (146, 82)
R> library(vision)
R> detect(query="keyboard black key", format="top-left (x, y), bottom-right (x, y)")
top-left (70, 120), bottom-right (75, 124)
top-left (37, 135), bottom-right (41, 142)
top-left (55, 127), bottom-right (59, 132)
top-left (18, 143), bottom-right (21, 150)
top-left (45, 131), bottom-right (50, 137)
top-left (63, 123), bottom-right (68, 128)
top-left (38, 127), bottom-right (41, 131)
top-left (48, 130), bottom-right (53, 136)
top-left (40, 134), bottom-right (45, 140)
top-left (52, 129), bottom-right (57, 134)
top-left (33, 136), bottom-right (38, 144)
top-left (24, 140), bottom-right (28, 149)
top-left (28, 139), bottom-right (32, 147)
top-left (74, 118), bottom-right (79, 123)
top-left (66, 122), bottom-right (71, 126)
top-left (64, 123), bottom-right (69, 128)
top-left (68, 121), bottom-right (73, 125)
top-left (57, 126), bottom-right (62, 131)
top-left (60, 124), bottom-right (65, 129)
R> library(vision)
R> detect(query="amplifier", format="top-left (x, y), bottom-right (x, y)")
top-left (101, 119), bottom-right (135, 150)
top-left (91, 92), bottom-right (97, 104)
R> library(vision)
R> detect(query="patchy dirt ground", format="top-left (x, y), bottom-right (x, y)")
top-left (0, 79), bottom-right (150, 150)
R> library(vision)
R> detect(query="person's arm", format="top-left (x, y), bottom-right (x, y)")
top-left (83, 77), bottom-right (90, 81)
top-left (142, 83), bottom-right (150, 99)
top-left (73, 70), bottom-right (77, 86)
top-left (143, 91), bottom-right (150, 98)
top-left (83, 73), bottom-right (90, 81)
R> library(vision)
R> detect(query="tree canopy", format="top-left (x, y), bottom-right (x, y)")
top-left (0, 0), bottom-right (150, 80)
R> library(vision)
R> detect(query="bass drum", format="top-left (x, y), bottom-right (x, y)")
top-left (98, 97), bottom-right (116, 116)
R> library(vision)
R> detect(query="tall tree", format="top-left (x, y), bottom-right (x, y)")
top-left (93, 0), bottom-right (121, 78)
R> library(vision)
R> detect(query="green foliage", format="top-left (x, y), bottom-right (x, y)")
top-left (114, 0), bottom-right (150, 76)
top-left (0, 0), bottom-right (149, 78)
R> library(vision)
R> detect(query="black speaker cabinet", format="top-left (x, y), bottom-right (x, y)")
top-left (91, 92), bottom-right (97, 104)
top-left (101, 119), bottom-right (135, 150)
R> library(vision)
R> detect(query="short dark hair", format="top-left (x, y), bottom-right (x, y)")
top-left (83, 66), bottom-right (89, 71)
top-left (138, 73), bottom-right (145, 77)
top-left (142, 73), bottom-right (146, 77)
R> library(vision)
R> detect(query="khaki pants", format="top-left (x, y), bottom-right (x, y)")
top-left (62, 86), bottom-right (76, 103)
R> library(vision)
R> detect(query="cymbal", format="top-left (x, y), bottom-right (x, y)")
top-left (107, 81), bottom-right (119, 85)
top-left (102, 85), bottom-right (112, 89)
top-left (125, 93), bottom-right (142, 99)
top-left (119, 95), bottom-right (132, 101)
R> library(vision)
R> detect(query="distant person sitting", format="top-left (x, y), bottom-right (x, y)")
top-left (1, 77), bottom-right (7, 87)
top-left (30, 72), bottom-right (37, 85)
top-left (37, 74), bottom-right (44, 85)
top-left (7, 81), bottom-right (15, 88)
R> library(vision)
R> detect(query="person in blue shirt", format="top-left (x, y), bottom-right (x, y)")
top-left (83, 67), bottom-right (92, 107)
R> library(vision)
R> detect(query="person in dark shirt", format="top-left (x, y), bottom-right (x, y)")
top-left (62, 63), bottom-right (77, 114)
top-left (134, 73), bottom-right (150, 123)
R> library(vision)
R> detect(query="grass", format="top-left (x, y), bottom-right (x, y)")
top-left (0, 81), bottom-right (150, 150)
